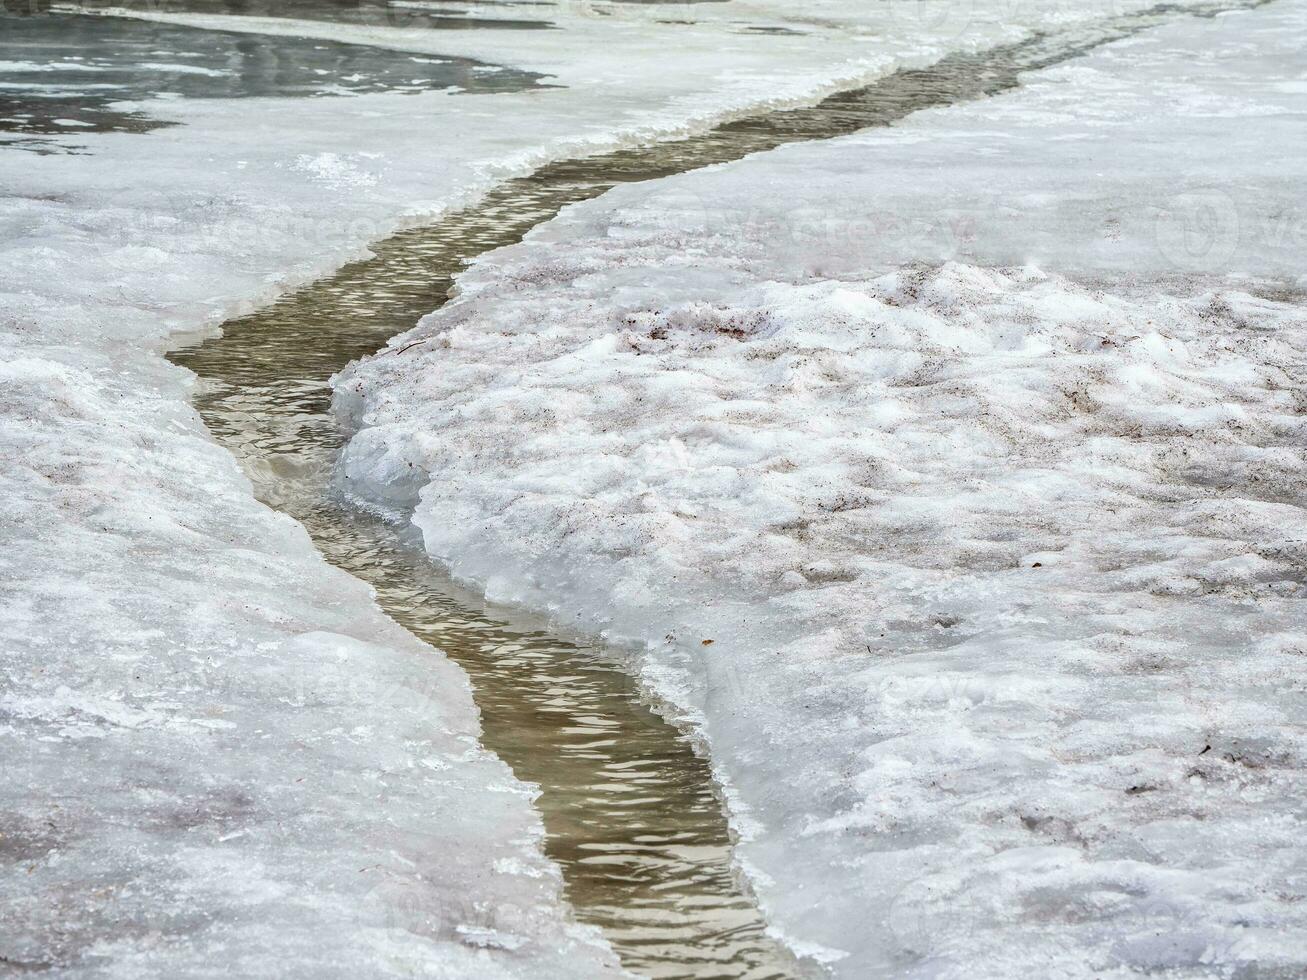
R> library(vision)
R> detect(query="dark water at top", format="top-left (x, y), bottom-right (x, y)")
top-left (6, 0), bottom-right (555, 30)
top-left (0, 11), bottom-right (546, 148)
top-left (109, 0), bottom-right (554, 30)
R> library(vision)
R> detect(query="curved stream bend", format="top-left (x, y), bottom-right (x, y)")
top-left (169, 5), bottom-right (1256, 976)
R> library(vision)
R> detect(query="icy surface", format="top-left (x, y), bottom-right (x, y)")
top-left (0, 0), bottom-right (1056, 972)
top-left (338, 4), bottom-right (1307, 975)
top-left (0, 343), bottom-right (620, 976)
top-left (0, 0), bottom-right (1286, 973)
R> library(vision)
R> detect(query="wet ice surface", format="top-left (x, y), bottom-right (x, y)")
top-left (0, 11), bottom-right (544, 146)
top-left (337, 2), bottom-right (1307, 976)
top-left (0, 220), bottom-right (622, 976)
top-left (163, 20), bottom-right (1211, 967)
top-left (0, 0), bottom-right (1255, 974)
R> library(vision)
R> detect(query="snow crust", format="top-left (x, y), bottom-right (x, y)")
top-left (0, 341), bottom-right (621, 976)
top-left (337, 3), bottom-right (1307, 975)
top-left (2, 0), bottom-right (1287, 973)
top-left (0, 0), bottom-right (1070, 971)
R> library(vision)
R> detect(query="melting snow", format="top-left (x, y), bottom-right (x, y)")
top-left (337, 3), bottom-right (1307, 975)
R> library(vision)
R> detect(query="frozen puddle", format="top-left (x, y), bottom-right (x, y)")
top-left (168, 3), bottom-right (1264, 975)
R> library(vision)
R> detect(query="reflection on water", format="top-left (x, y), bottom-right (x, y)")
top-left (0, 11), bottom-right (545, 147)
top-left (168, 3), bottom-right (1256, 976)
top-left (173, 193), bottom-right (808, 980)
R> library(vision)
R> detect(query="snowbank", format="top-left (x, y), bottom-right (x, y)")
top-left (3, 0), bottom-right (1028, 971)
top-left (1, 0), bottom-right (1274, 972)
top-left (0, 326), bottom-right (620, 976)
top-left (337, 3), bottom-right (1307, 975)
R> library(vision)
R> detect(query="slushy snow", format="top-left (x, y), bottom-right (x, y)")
top-left (337, 3), bottom-right (1307, 975)
top-left (0, 0), bottom-right (1036, 972)
top-left (11, 0), bottom-right (1186, 972)
top-left (0, 347), bottom-right (620, 976)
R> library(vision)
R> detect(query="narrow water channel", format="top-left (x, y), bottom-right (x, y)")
top-left (167, 4), bottom-right (1255, 976)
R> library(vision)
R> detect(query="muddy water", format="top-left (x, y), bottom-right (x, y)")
top-left (168, 5), bottom-right (1250, 976)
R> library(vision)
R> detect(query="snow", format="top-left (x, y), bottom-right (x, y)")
top-left (0, 344), bottom-right (622, 975)
top-left (8, 0), bottom-right (1201, 972)
top-left (336, 2), bottom-right (1307, 976)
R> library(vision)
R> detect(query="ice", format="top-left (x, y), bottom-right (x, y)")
top-left (2, 0), bottom-right (1086, 971)
top-left (4, 0), bottom-right (1293, 973)
top-left (99, 0), bottom-right (1211, 153)
top-left (0, 344), bottom-right (622, 974)
top-left (336, 3), bottom-right (1307, 975)
top-left (7, 0), bottom-right (1154, 971)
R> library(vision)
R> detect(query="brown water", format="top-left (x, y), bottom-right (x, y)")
top-left (168, 4), bottom-right (1256, 976)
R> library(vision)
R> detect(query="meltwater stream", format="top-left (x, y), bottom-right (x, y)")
top-left (168, 5), bottom-right (1254, 976)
